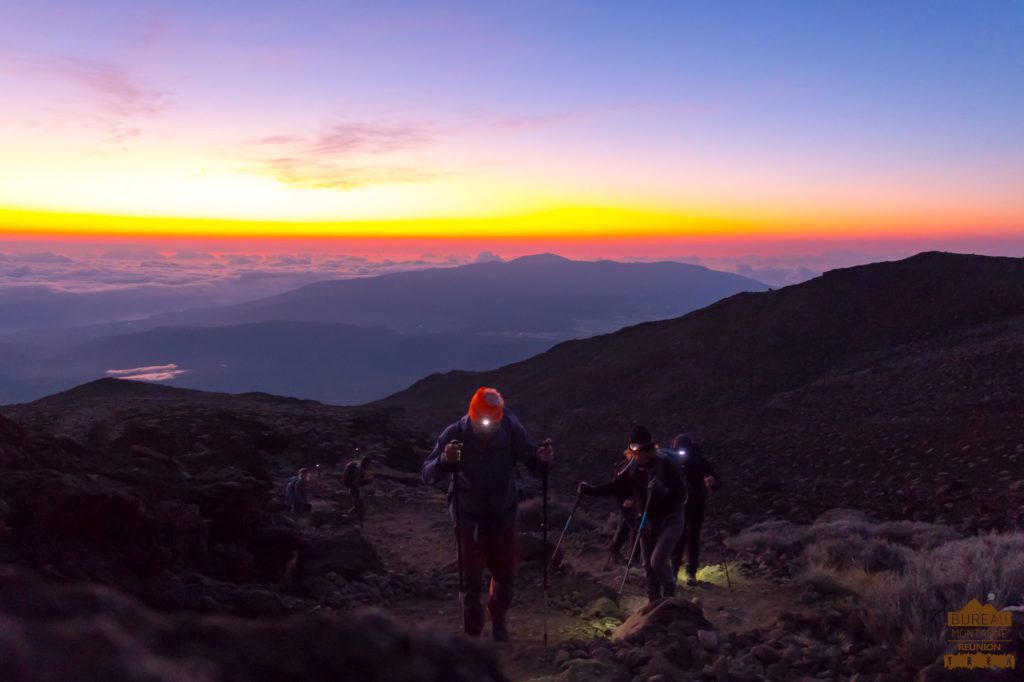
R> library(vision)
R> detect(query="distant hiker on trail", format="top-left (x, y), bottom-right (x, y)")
top-left (669, 433), bottom-right (721, 586)
top-left (603, 450), bottom-right (638, 569)
top-left (421, 387), bottom-right (554, 642)
top-left (285, 468), bottom-right (312, 514)
top-left (343, 455), bottom-right (372, 520)
top-left (579, 426), bottom-right (686, 603)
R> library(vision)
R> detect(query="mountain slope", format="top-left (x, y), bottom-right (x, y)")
top-left (381, 252), bottom-right (1024, 529)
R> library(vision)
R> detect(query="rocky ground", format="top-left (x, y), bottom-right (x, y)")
top-left (1, 377), bottom-right (1022, 680)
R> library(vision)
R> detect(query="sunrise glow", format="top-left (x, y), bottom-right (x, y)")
top-left (0, 2), bottom-right (1021, 256)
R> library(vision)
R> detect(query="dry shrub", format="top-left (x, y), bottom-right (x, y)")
top-left (856, 532), bottom-right (1024, 669)
top-left (728, 520), bottom-right (804, 553)
top-left (859, 540), bottom-right (909, 574)
top-left (799, 566), bottom-right (857, 598)
top-left (872, 520), bottom-right (959, 550)
top-left (733, 509), bottom-right (1023, 671)
top-left (806, 537), bottom-right (868, 572)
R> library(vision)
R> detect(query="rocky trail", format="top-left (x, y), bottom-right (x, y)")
top-left (290, 463), bottom-right (914, 681)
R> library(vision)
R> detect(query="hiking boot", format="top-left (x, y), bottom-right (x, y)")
top-left (686, 572), bottom-right (698, 586)
top-left (491, 620), bottom-right (509, 643)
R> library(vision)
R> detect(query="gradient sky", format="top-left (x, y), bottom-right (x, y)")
top-left (1, 0), bottom-right (1022, 253)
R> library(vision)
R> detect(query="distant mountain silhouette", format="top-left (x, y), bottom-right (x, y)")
top-left (0, 256), bottom-right (765, 404)
top-left (117, 255), bottom-right (768, 338)
top-left (381, 252), bottom-right (1024, 526)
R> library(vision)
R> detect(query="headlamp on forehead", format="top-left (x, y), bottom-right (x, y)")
top-left (482, 418), bottom-right (491, 426)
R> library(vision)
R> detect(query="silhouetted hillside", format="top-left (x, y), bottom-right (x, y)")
top-left (0, 256), bottom-right (766, 404)
top-left (383, 252), bottom-right (1024, 530)
top-left (124, 254), bottom-right (768, 338)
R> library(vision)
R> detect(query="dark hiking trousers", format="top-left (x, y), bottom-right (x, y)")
top-left (610, 505), bottom-right (637, 555)
top-left (456, 521), bottom-right (519, 635)
top-left (641, 509), bottom-right (685, 601)
top-left (673, 496), bottom-right (707, 578)
top-left (349, 486), bottom-right (365, 519)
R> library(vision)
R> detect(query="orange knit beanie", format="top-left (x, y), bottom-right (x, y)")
top-left (468, 387), bottom-right (504, 424)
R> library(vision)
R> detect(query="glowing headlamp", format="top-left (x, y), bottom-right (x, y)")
top-left (482, 418), bottom-right (491, 426)
top-left (677, 449), bottom-right (687, 456)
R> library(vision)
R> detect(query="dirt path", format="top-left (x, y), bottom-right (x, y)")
top-left (298, 466), bottom-right (808, 681)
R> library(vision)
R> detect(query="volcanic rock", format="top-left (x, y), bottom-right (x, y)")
top-left (613, 598), bottom-right (713, 645)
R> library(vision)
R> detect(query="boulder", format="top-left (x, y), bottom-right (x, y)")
top-left (613, 598), bottom-right (713, 645)
top-left (697, 629), bottom-right (719, 652)
top-left (584, 597), bottom-right (623, 620)
top-left (557, 659), bottom-right (629, 682)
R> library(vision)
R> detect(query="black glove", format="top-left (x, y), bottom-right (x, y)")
top-left (647, 477), bottom-right (666, 498)
top-left (578, 482), bottom-right (596, 496)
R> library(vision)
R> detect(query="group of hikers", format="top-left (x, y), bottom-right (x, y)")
top-left (283, 385), bottom-right (721, 643)
top-left (285, 455), bottom-right (372, 519)
top-left (420, 386), bottom-right (721, 642)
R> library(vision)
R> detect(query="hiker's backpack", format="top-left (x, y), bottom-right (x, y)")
top-left (342, 461), bottom-right (359, 487)
top-left (658, 447), bottom-right (693, 502)
top-left (285, 475), bottom-right (298, 504)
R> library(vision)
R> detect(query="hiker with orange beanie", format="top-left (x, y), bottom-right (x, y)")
top-left (421, 387), bottom-right (554, 642)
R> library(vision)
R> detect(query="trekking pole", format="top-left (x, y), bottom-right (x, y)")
top-left (618, 492), bottom-right (654, 599)
top-left (542, 454), bottom-right (550, 648)
top-left (448, 441), bottom-right (464, 622)
top-left (548, 491), bottom-right (582, 574)
top-left (718, 525), bottom-right (733, 593)
top-left (723, 543), bottom-right (733, 592)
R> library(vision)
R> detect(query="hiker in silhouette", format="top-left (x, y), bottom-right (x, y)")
top-left (603, 450), bottom-right (638, 569)
top-left (343, 455), bottom-right (372, 520)
top-left (579, 426), bottom-right (686, 603)
top-left (285, 468), bottom-right (312, 514)
top-left (421, 387), bottom-right (554, 642)
top-left (670, 433), bottom-right (721, 585)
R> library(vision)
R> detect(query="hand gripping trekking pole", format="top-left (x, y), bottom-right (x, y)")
top-left (618, 483), bottom-right (655, 599)
top-left (548, 491), bottom-right (582, 574)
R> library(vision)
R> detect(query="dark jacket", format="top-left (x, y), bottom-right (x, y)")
top-left (285, 476), bottom-right (308, 506)
top-left (421, 412), bottom-right (542, 528)
top-left (673, 444), bottom-right (721, 503)
top-left (611, 457), bottom-right (632, 506)
top-left (343, 461), bottom-right (368, 488)
top-left (587, 451), bottom-right (686, 520)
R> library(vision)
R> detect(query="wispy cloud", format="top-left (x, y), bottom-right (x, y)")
top-left (0, 48), bottom-right (169, 142)
top-left (494, 111), bottom-right (579, 131)
top-left (247, 121), bottom-right (440, 190)
top-left (107, 364), bottom-right (187, 381)
top-left (306, 122), bottom-right (430, 155)
top-left (55, 57), bottom-right (169, 117)
top-left (257, 156), bottom-right (437, 190)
